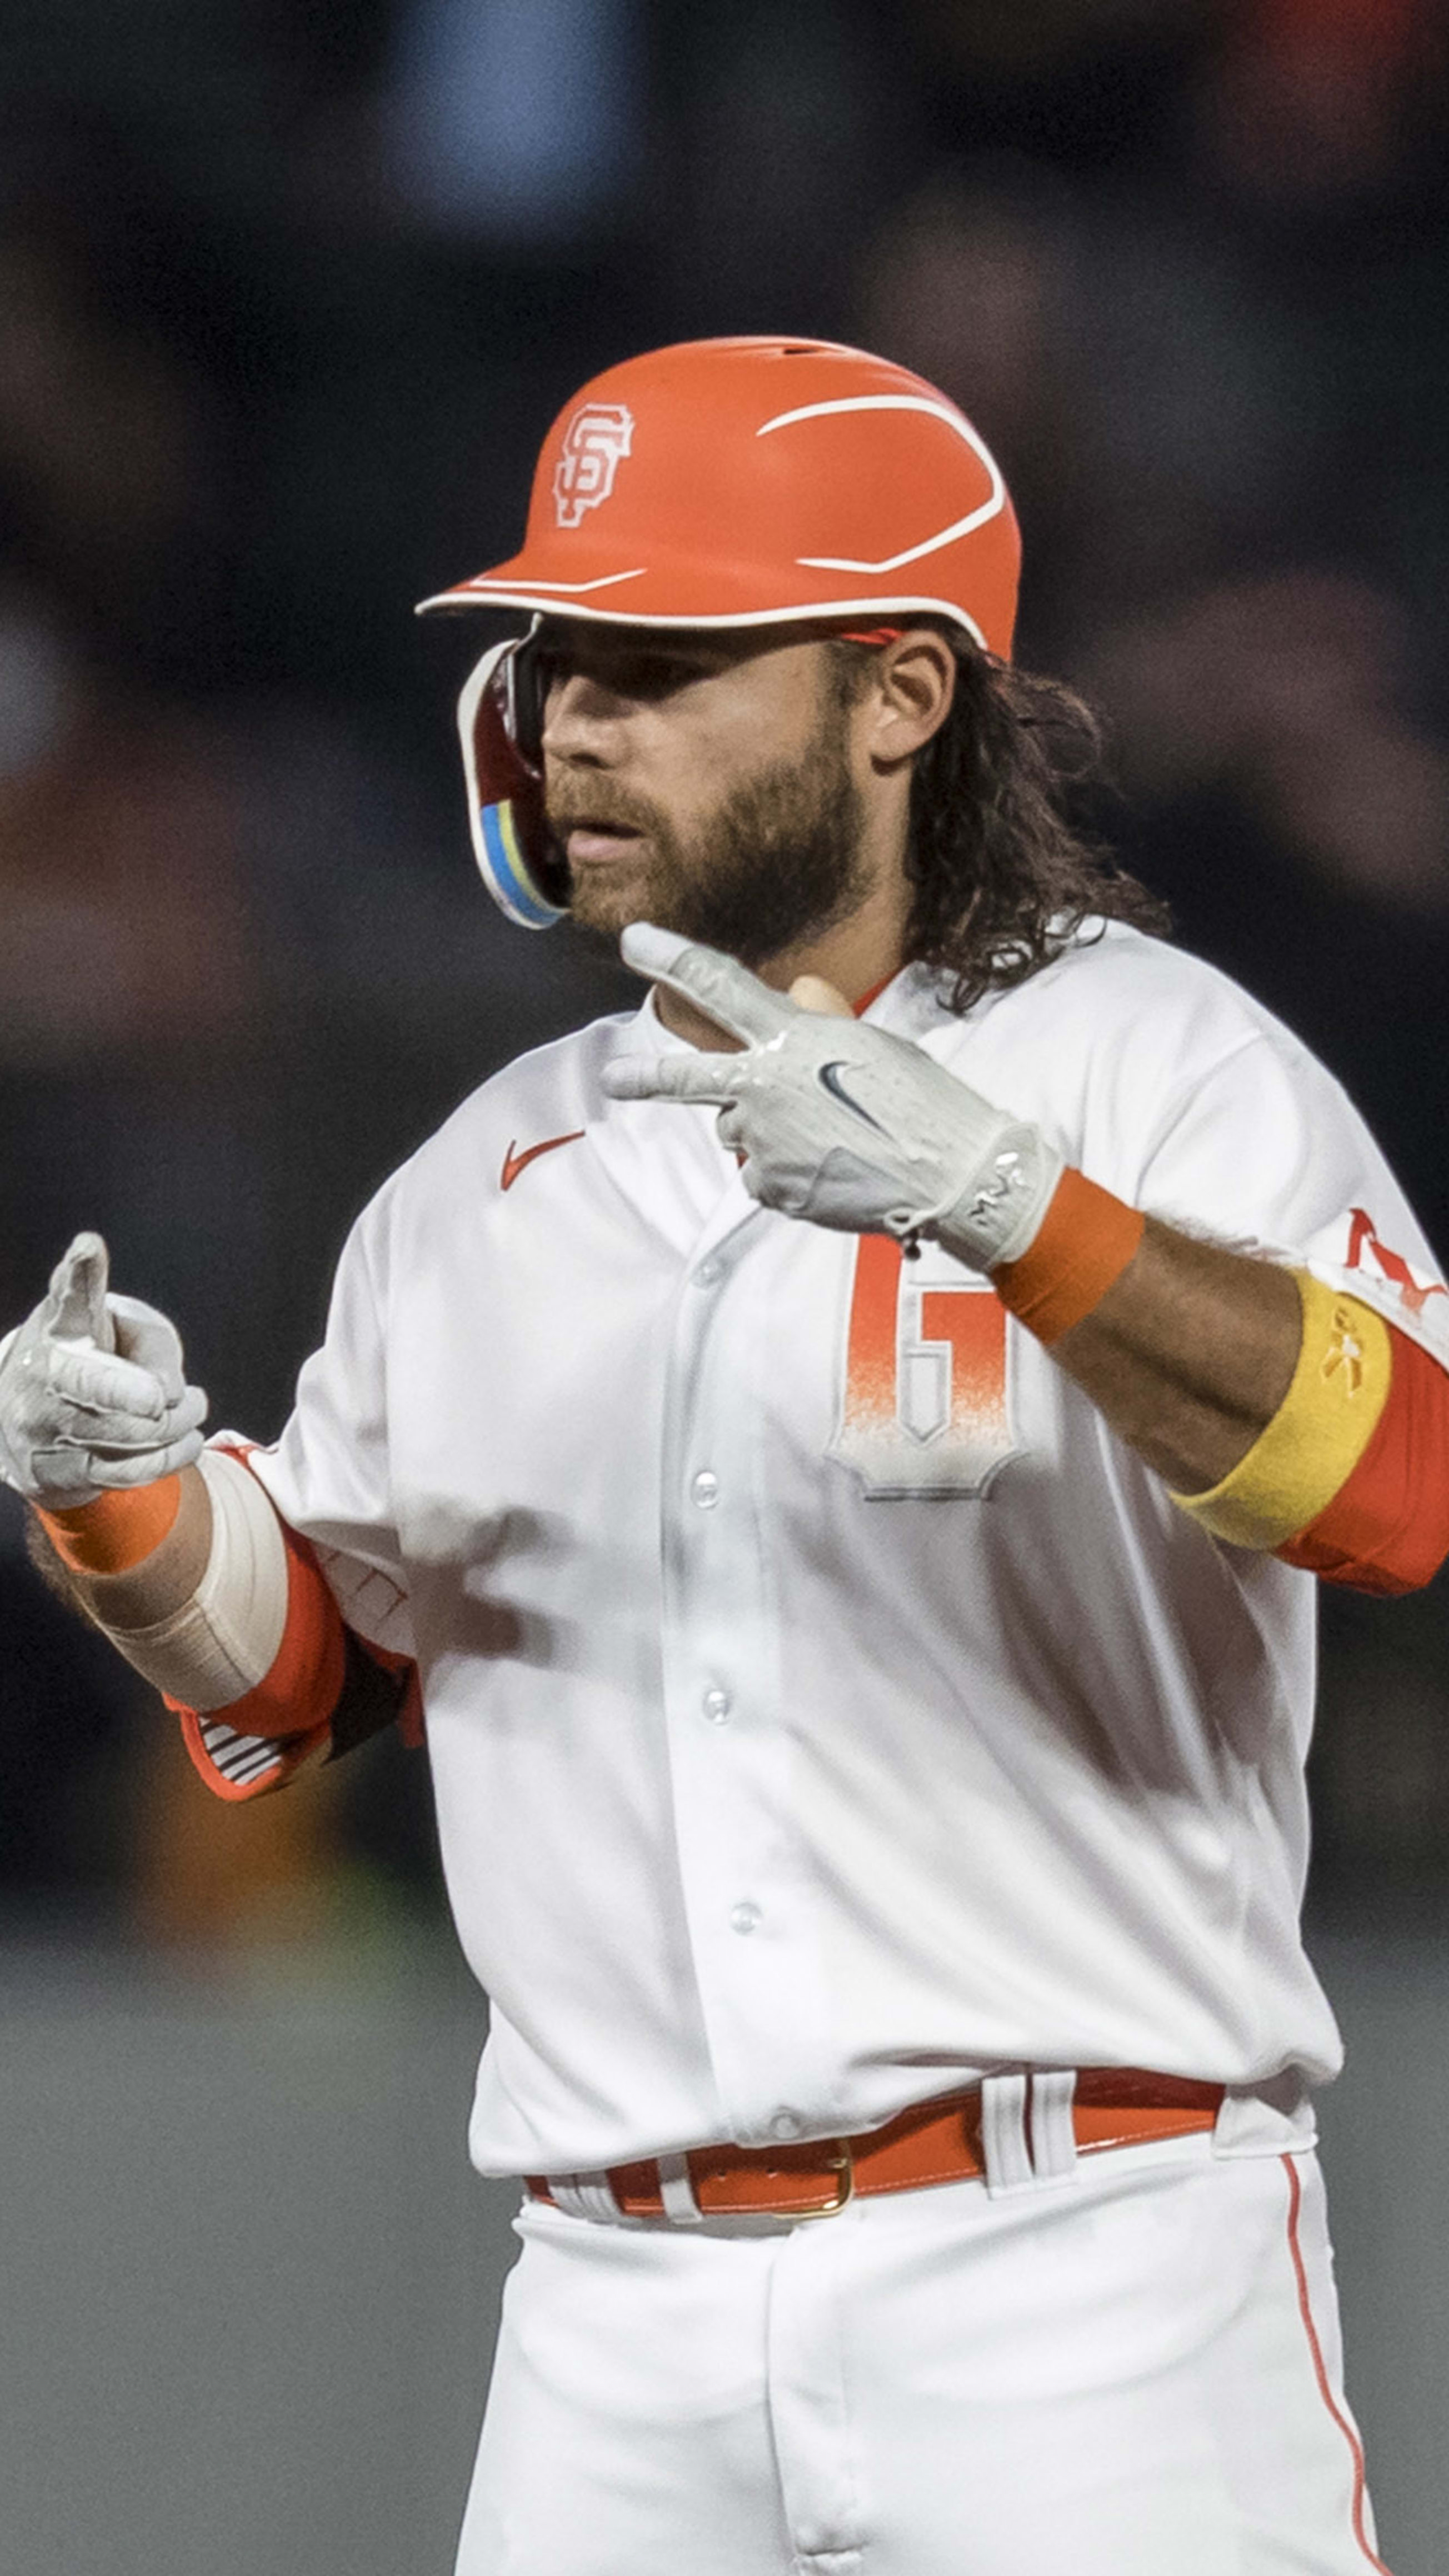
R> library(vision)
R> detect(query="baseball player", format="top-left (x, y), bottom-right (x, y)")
top-left (4, 336), bottom-right (1447, 2574)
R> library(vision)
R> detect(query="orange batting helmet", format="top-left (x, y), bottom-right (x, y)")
top-left (419, 334), bottom-right (1020, 656)
top-left (418, 336), bottom-right (1020, 927)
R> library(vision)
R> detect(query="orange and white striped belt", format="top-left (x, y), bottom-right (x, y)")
top-left (527, 2069), bottom-right (1226, 2223)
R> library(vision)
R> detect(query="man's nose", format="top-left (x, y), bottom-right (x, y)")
top-left (541, 670), bottom-right (628, 762)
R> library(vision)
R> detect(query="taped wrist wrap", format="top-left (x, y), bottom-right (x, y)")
top-left (37, 1478), bottom-right (182, 1574)
top-left (991, 1169), bottom-right (1146, 1345)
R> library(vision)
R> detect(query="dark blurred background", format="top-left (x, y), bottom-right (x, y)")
top-left (2, 0), bottom-right (1446, 1941)
top-left (0, 3), bottom-right (1446, 2567)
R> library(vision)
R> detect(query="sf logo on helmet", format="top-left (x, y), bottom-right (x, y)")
top-left (553, 404), bottom-right (634, 528)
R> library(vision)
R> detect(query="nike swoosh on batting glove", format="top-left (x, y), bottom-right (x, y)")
top-left (601, 924), bottom-right (1063, 1267)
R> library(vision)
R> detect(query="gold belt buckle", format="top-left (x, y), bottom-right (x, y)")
top-left (793, 2140), bottom-right (855, 2219)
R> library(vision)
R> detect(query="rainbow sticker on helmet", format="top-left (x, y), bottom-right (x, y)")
top-left (479, 799), bottom-right (566, 929)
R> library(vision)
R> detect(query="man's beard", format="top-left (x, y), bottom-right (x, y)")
top-left (549, 697), bottom-right (870, 970)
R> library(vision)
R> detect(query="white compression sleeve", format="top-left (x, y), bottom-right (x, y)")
top-left (96, 1449), bottom-right (291, 1710)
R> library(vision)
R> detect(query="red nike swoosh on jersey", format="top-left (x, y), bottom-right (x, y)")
top-left (499, 1130), bottom-right (586, 1191)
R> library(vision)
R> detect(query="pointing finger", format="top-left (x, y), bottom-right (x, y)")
top-left (44, 1233), bottom-right (116, 1351)
top-left (601, 1051), bottom-right (743, 1107)
top-left (619, 923), bottom-right (797, 1045)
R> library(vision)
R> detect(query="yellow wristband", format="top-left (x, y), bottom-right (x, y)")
top-left (1171, 1274), bottom-right (1392, 1551)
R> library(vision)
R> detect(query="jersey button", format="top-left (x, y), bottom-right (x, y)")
top-left (693, 1257), bottom-right (723, 1288)
top-left (691, 1470), bottom-right (719, 1509)
top-left (770, 2111), bottom-right (803, 2141)
top-left (701, 1687), bottom-right (732, 1724)
top-left (730, 1901), bottom-right (761, 1935)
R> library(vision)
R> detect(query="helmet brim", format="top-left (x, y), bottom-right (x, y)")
top-left (416, 558), bottom-right (991, 654)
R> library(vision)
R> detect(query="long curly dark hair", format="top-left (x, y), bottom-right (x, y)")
top-left (833, 632), bottom-right (1171, 1014)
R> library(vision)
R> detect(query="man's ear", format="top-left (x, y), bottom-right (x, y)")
top-left (865, 630), bottom-right (957, 767)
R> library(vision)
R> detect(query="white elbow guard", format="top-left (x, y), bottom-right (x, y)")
top-left (101, 1449), bottom-right (291, 1710)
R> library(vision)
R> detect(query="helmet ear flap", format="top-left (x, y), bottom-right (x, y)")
top-left (457, 634), bottom-right (569, 928)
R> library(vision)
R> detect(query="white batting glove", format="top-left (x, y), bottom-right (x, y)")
top-left (0, 1232), bottom-right (208, 1509)
top-left (602, 924), bottom-right (1063, 1267)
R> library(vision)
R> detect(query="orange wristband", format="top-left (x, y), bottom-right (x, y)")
top-left (992, 1169), bottom-right (1145, 1346)
top-left (37, 1476), bottom-right (183, 1575)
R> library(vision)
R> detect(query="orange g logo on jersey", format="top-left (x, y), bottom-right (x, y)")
top-left (830, 1236), bottom-right (1019, 1497)
top-left (553, 403), bottom-right (634, 529)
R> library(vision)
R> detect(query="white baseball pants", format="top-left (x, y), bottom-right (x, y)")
top-left (456, 2135), bottom-right (1388, 2576)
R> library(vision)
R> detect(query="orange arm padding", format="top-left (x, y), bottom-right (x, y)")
top-left (1277, 1324), bottom-right (1449, 1596)
top-left (167, 1521), bottom-right (343, 1743)
top-left (168, 1459), bottom-right (419, 1799)
top-left (219, 1518), bottom-right (348, 1739)
top-left (167, 1497), bottom-right (349, 1804)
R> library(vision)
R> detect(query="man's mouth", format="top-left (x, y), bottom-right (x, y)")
top-left (561, 821), bottom-right (647, 866)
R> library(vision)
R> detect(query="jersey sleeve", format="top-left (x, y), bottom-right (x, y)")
top-left (1128, 1028), bottom-right (1442, 1335)
top-left (1130, 1028), bottom-right (1449, 1590)
top-left (177, 1201), bottom-right (422, 1802)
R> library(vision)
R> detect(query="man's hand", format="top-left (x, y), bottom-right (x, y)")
top-left (602, 923), bottom-right (1062, 1265)
top-left (0, 1234), bottom-right (207, 1508)
top-left (603, 925), bottom-right (1304, 1494)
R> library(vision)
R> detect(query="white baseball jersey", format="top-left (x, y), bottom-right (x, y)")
top-left (244, 921), bottom-right (1447, 2181)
